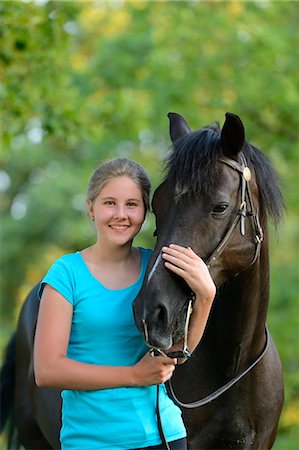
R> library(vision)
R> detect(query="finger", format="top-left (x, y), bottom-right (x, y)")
top-left (164, 261), bottom-right (187, 277)
top-left (162, 253), bottom-right (191, 269)
top-left (161, 356), bottom-right (177, 365)
top-left (162, 249), bottom-right (197, 268)
top-left (162, 253), bottom-right (202, 276)
top-left (163, 365), bottom-right (175, 378)
top-left (170, 244), bottom-right (191, 253)
top-left (170, 244), bottom-right (199, 259)
top-left (162, 245), bottom-right (202, 265)
top-left (164, 366), bottom-right (175, 381)
top-left (162, 245), bottom-right (194, 259)
top-left (168, 366), bottom-right (175, 376)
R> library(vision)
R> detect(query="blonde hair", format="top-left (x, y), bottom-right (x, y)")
top-left (87, 158), bottom-right (151, 213)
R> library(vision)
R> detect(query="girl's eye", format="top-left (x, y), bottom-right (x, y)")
top-left (127, 202), bottom-right (137, 207)
top-left (105, 201), bottom-right (115, 206)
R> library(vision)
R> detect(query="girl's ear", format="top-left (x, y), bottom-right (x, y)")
top-left (88, 199), bottom-right (94, 220)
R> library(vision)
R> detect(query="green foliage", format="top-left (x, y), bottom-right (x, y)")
top-left (1, 0), bottom-right (298, 447)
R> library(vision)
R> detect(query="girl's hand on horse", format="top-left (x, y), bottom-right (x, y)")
top-left (162, 244), bottom-right (216, 303)
top-left (162, 244), bottom-right (216, 362)
top-left (132, 352), bottom-right (177, 386)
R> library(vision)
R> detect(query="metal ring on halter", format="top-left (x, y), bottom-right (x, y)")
top-left (166, 349), bottom-right (192, 359)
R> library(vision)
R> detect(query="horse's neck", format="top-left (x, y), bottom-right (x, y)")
top-left (204, 236), bottom-right (270, 378)
top-left (218, 246), bottom-right (269, 370)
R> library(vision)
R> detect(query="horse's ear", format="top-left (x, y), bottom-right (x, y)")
top-left (221, 112), bottom-right (245, 158)
top-left (167, 112), bottom-right (191, 143)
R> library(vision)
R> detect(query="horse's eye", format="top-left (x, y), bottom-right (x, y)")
top-left (213, 204), bottom-right (228, 214)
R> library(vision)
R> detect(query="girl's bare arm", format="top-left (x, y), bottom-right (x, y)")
top-left (34, 285), bottom-right (176, 389)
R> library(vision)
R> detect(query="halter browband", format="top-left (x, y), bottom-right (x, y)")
top-left (206, 152), bottom-right (263, 269)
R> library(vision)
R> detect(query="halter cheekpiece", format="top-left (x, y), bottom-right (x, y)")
top-left (206, 152), bottom-right (263, 269)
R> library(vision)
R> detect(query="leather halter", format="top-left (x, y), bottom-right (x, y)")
top-left (206, 152), bottom-right (263, 269)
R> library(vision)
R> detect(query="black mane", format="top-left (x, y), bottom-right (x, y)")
top-left (165, 123), bottom-right (285, 226)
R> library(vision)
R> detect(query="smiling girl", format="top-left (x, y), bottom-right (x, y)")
top-left (34, 158), bottom-right (215, 450)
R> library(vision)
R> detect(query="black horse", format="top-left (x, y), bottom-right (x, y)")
top-left (133, 112), bottom-right (284, 449)
top-left (1, 112), bottom-right (284, 450)
top-left (1, 283), bottom-right (61, 449)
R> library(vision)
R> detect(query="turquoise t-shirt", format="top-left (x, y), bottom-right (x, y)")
top-left (39, 248), bottom-right (186, 450)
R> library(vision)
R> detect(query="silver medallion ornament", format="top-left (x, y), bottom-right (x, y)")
top-left (243, 167), bottom-right (251, 181)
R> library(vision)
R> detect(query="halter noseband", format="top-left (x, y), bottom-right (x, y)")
top-left (206, 152), bottom-right (263, 269)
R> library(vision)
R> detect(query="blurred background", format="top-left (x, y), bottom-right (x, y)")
top-left (0, 1), bottom-right (298, 449)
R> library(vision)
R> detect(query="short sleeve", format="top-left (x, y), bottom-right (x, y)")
top-left (38, 256), bottom-right (75, 305)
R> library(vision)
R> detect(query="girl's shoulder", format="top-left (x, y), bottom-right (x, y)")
top-left (38, 252), bottom-right (81, 303)
top-left (42, 252), bottom-right (84, 285)
top-left (139, 247), bottom-right (153, 262)
top-left (52, 250), bottom-right (82, 264)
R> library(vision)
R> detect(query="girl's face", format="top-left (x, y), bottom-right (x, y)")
top-left (88, 176), bottom-right (145, 248)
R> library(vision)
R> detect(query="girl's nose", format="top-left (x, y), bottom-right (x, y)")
top-left (114, 204), bottom-right (127, 218)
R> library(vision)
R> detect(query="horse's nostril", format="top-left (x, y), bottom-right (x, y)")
top-left (153, 304), bottom-right (168, 330)
top-left (142, 304), bottom-right (172, 350)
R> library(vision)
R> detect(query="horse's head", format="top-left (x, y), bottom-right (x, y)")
top-left (133, 112), bottom-right (283, 350)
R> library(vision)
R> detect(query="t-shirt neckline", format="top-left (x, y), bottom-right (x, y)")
top-left (76, 248), bottom-right (145, 292)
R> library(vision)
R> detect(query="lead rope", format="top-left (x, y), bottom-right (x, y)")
top-left (151, 298), bottom-right (194, 449)
top-left (156, 384), bottom-right (170, 450)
